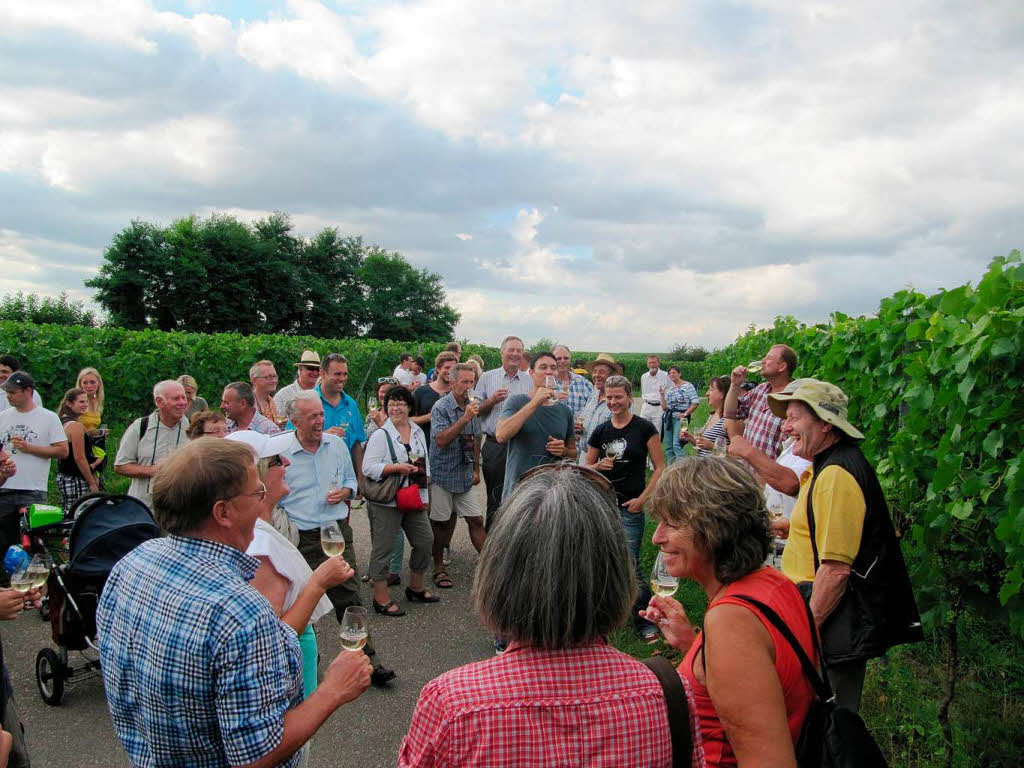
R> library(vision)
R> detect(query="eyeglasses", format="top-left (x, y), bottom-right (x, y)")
top-left (238, 482), bottom-right (267, 502)
top-left (300, 365), bottom-right (320, 372)
top-left (377, 377), bottom-right (398, 385)
top-left (518, 461), bottom-right (613, 494)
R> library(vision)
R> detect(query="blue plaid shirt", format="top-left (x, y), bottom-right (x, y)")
top-left (98, 536), bottom-right (304, 768)
top-left (429, 392), bottom-right (480, 494)
top-left (559, 372), bottom-right (595, 417)
top-left (665, 382), bottom-right (699, 415)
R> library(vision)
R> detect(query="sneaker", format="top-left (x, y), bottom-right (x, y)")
top-left (639, 625), bottom-right (660, 645)
top-left (442, 547), bottom-right (452, 566)
top-left (494, 638), bottom-right (508, 655)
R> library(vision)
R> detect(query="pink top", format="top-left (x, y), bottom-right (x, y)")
top-left (400, 640), bottom-right (704, 768)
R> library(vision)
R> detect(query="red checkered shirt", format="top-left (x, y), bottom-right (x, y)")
top-left (737, 382), bottom-right (785, 459)
top-left (398, 641), bottom-right (705, 768)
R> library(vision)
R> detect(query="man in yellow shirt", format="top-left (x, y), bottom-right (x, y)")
top-left (769, 379), bottom-right (921, 712)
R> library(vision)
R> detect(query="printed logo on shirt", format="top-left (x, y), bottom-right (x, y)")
top-left (0, 425), bottom-right (41, 454)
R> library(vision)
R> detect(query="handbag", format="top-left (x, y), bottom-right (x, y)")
top-left (358, 431), bottom-right (403, 504)
top-left (395, 484), bottom-right (424, 513)
top-left (730, 593), bottom-right (888, 768)
top-left (641, 655), bottom-right (694, 768)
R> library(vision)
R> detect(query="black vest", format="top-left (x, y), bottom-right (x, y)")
top-left (807, 440), bottom-right (923, 663)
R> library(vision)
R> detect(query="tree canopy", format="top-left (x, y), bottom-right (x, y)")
top-left (85, 212), bottom-right (461, 341)
top-left (0, 291), bottom-right (97, 327)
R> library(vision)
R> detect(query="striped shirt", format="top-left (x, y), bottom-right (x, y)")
top-left (666, 382), bottom-right (699, 414)
top-left (577, 389), bottom-right (612, 466)
top-left (476, 367), bottom-right (533, 436)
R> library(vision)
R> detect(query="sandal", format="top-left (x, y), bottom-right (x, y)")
top-left (372, 599), bottom-right (406, 617)
top-left (405, 587), bottom-right (440, 603)
top-left (432, 569), bottom-right (454, 589)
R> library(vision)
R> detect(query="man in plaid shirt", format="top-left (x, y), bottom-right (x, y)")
top-left (552, 344), bottom-right (594, 417)
top-left (724, 344), bottom-right (796, 466)
top-left (98, 438), bottom-right (371, 768)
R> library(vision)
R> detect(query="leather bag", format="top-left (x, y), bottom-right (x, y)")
top-left (358, 430), bottom-right (402, 504)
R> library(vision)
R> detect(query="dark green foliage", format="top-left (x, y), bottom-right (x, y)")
top-left (85, 213), bottom-right (461, 341)
top-left (0, 291), bottom-right (97, 327)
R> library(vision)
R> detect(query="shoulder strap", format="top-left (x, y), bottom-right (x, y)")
top-left (138, 414), bottom-right (150, 441)
top-left (730, 593), bottom-right (834, 703)
top-left (805, 469), bottom-right (821, 572)
top-left (642, 656), bottom-right (693, 768)
top-left (382, 429), bottom-right (398, 463)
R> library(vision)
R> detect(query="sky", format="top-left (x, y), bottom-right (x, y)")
top-left (2, 1), bottom-right (1022, 352)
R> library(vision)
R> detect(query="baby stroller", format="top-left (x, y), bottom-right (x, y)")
top-left (35, 494), bottom-right (161, 706)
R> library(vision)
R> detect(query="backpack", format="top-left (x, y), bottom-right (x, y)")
top-left (731, 593), bottom-right (888, 768)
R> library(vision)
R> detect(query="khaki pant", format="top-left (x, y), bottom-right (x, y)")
top-left (296, 521), bottom-right (360, 621)
top-left (367, 503), bottom-right (433, 581)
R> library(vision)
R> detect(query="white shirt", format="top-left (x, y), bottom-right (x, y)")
top-left (640, 369), bottom-right (671, 406)
top-left (393, 366), bottom-right (414, 386)
top-left (476, 367), bottom-right (534, 436)
top-left (764, 440), bottom-right (812, 519)
top-left (0, 405), bottom-right (66, 491)
top-left (410, 372), bottom-right (427, 388)
top-left (247, 518), bottom-right (333, 622)
top-left (361, 419), bottom-right (430, 508)
top-left (0, 389), bottom-right (42, 412)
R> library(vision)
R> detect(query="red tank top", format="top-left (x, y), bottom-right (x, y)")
top-left (679, 567), bottom-right (816, 767)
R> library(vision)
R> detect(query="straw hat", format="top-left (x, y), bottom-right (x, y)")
top-left (583, 353), bottom-right (623, 375)
top-left (767, 378), bottom-right (864, 439)
top-left (294, 350), bottom-right (322, 368)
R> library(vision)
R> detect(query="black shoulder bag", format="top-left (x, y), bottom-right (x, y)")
top-left (642, 655), bottom-right (694, 768)
top-left (730, 593), bottom-right (888, 768)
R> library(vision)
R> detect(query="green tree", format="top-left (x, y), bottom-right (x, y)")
top-left (0, 291), bottom-right (97, 327)
top-left (359, 248), bottom-right (460, 341)
top-left (86, 213), bottom-right (460, 340)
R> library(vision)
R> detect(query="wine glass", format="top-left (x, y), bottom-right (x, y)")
top-left (650, 551), bottom-right (679, 598)
top-left (746, 360), bottom-right (763, 374)
top-left (408, 450), bottom-right (421, 465)
top-left (544, 375), bottom-right (558, 403)
top-left (10, 568), bottom-right (33, 594)
top-left (320, 523), bottom-right (345, 557)
top-left (340, 606), bottom-right (369, 652)
top-left (367, 396), bottom-right (378, 411)
top-left (27, 555), bottom-right (49, 588)
top-left (713, 436), bottom-right (728, 456)
top-left (467, 389), bottom-right (481, 405)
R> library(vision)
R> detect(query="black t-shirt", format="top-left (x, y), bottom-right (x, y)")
top-left (412, 385), bottom-right (445, 446)
top-left (588, 415), bottom-right (658, 506)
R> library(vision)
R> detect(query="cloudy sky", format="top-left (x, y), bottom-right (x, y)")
top-left (2, 1), bottom-right (1022, 351)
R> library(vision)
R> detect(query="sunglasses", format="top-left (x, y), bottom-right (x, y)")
top-left (377, 377), bottom-right (399, 385)
top-left (519, 461), bottom-right (613, 494)
top-left (267, 455), bottom-right (284, 468)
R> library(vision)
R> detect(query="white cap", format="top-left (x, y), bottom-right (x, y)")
top-left (226, 430), bottom-right (294, 461)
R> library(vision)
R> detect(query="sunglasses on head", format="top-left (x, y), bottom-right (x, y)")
top-left (377, 377), bottom-right (399, 385)
top-left (519, 461), bottom-right (613, 494)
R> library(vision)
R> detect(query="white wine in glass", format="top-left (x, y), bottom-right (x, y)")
top-left (27, 556), bottom-right (48, 588)
top-left (713, 436), bottom-right (729, 457)
top-left (340, 606), bottom-right (369, 652)
top-left (408, 451), bottom-right (421, 464)
top-left (650, 551), bottom-right (679, 597)
top-left (746, 360), bottom-right (763, 373)
top-left (321, 523), bottom-right (345, 557)
top-left (467, 389), bottom-right (481, 405)
top-left (544, 375), bottom-right (558, 403)
top-left (10, 570), bottom-right (33, 593)
top-left (367, 396), bottom-right (378, 411)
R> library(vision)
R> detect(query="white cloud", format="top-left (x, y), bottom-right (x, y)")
top-left (455, 233), bottom-right (472, 240)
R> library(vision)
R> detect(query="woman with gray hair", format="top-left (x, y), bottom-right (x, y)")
top-left (640, 458), bottom-right (816, 767)
top-left (399, 465), bottom-right (699, 768)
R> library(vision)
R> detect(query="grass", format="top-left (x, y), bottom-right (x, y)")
top-left (609, 401), bottom-right (1024, 767)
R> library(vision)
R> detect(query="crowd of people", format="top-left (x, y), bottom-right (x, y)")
top-left (0, 340), bottom-right (923, 767)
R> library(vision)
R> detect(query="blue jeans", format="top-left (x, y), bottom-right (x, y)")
top-left (663, 414), bottom-right (687, 464)
top-left (620, 510), bottom-right (654, 630)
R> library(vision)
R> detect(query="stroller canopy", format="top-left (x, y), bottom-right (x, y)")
top-left (69, 495), bottom-right (161, 577)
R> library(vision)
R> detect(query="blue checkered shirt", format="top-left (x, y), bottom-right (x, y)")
top-left (429, 392), bottom-right (480, 494)
top-left (97, 536), bottom-right (304, 768)
top-left (559, 372), bottom-right (595, 417)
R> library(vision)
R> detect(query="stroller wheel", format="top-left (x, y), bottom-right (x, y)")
top-left (35, 648), bottom-right (65, 706)
top-left (39, 596), bottom-right (49, 621)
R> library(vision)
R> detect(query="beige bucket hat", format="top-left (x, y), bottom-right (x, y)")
top-left (767, 378), bottom-right (864, 439)
top-left (294, 350), bottom-right (322, 367)
top-left (583, 353), bottom-right (623, 375)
